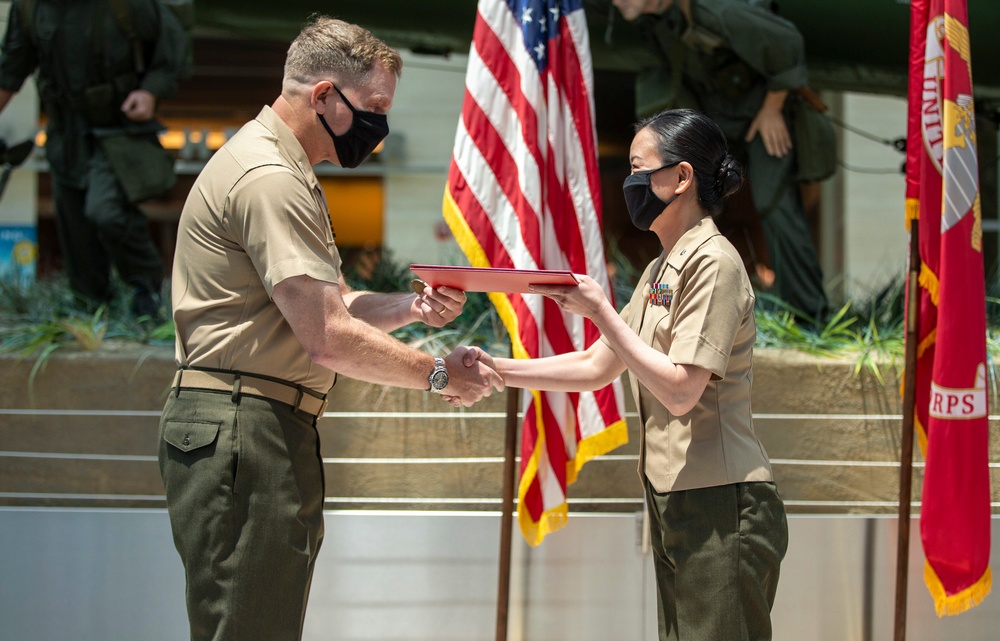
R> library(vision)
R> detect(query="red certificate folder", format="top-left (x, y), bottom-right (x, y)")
top-left (409, 264), bottom-right (578, 293)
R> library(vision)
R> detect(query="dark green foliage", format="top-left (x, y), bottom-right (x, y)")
top-left (0, 272), bottom-right (173, 359)
top-left (2, 245), bottom-right (994, 387)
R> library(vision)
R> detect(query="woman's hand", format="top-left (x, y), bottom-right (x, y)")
top-left (439, 346), bottom-right (502, 407)
top-left (528, 274), bottom-right (611, 321)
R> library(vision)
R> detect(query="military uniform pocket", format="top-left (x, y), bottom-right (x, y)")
top-left (163, 420), bottom-right (220, 453)
top-left (96, 133), bottom-right (177, 203)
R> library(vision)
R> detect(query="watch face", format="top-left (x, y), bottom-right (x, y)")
top-left (430, 369), bottom-right (449, 391)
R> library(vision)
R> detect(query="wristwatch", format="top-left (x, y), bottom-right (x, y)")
top-left (427, 357), bottom-right (449, 393)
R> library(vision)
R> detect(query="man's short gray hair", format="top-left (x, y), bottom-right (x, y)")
top-left (283, 15), bottom-right (403, 91)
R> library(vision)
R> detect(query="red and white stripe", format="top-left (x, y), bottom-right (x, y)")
top-left (443, 0), bottom-right (627, 545)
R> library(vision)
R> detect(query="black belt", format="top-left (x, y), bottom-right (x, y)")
top-left (172, 369), bottom-right (328, 418)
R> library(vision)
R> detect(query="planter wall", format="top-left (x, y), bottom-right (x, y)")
top-left (1, 343), bottom-right (998, 513)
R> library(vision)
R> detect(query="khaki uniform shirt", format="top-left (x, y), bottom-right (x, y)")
top-left (172, 105), bottom-right (341, 394)
top-left (613, 217), bottom-right (772, 493)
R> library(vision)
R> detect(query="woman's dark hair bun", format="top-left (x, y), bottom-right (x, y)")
top-left (715, 153), bottom-right (744, 200)
top-left (637, 109), bottom-right (743, 215)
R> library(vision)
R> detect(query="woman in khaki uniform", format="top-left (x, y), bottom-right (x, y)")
top-left (462, 109), bottom-right (787, 640)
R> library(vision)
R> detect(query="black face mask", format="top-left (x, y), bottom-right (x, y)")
top-left (318, 85), bottom-right (390, 169)
top-left (622, 163), bottom-right (679, 231)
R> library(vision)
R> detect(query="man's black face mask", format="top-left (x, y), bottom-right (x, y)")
top-left (318, 84), bottom-right (389, 169)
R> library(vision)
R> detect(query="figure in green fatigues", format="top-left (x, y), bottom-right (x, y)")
top-left (0, 0), bottom-right (189, 317)
top-left (614, 0), bottom-right (830, 322)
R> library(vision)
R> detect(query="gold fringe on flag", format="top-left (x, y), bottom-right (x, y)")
top-left (916, 327), bottom-right (936, 361)
top-left (444, 188), bottom-right (626, 546)
top-left (515, 388), bottom-right (566, 545)
top-left (913, 414), bottom-right (929, 459)
top-left (919, 264), bottom-right (940, 307)
top-left (442, 190), bottom-right (527, 359)
top-left (905, 197), bottom-right (920, 230)
top-left (925, 562), bottom-right (992, 617)
top-left (568, 419), bottom-right (629, 485)
top-left (442, 190), bottom-right (491, 271)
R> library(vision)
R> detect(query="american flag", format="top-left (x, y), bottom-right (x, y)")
top-left (442, 0), bottom-right (627, 546)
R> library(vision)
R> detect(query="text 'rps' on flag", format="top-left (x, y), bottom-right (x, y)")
top-left (904, 0), bottom-right (991, 617)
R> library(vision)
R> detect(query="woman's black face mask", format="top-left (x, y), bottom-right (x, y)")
top-left (622, 162), bottom-right (680, 231)
top-left (318, 84), bottom-right (389, 169)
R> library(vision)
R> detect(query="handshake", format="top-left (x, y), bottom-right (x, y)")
top-left (411, 273), bottom-right (608, 408)
top-left (434, 346), bottom-right (503, 408)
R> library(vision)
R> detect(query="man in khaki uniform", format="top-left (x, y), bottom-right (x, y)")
top-left (158, 16), bottom-right (502, 641)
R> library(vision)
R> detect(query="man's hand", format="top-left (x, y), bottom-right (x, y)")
top-left (438, 346), bottom-right (504, 407)
top-left (745, 89), bottom-right (791, 157)
top-left (412, 283), bottom-right (466, 327)
top-left (121, 89), bottom-right (157, 122)
top-left (458, 345), bottom-right (496, 370)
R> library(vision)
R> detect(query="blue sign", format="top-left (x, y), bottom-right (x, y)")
top-left (0, 224), bottom-right (37, 284)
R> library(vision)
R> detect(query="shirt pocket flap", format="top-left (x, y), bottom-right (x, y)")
top-left (163, 420), bottom-right (221, 453)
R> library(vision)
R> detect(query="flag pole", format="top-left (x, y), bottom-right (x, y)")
top-left (495, 386), bottom-right (519, 641)
top-left (894, 221), bottom-right (921, 641)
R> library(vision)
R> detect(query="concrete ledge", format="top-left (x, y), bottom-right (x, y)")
top-left (1, 342), bottom-right (997, 512)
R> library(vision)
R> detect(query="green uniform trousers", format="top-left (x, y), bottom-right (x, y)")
top-left (159, 389), bottom-right (326, 641)
top-left (736, 135), bottom-right (830, 322)
top-left (52, 143), bottom-right (163, 303)
top-left (645, 480), bottom-right (788, 641)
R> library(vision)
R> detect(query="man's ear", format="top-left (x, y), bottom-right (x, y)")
top-left (312, 80), bottom-right (334, 114)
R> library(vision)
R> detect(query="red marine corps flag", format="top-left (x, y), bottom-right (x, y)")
top-left (905, 0), bottom-right (991, 616)
top-left (443, 0), bottom-right (627, 545)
